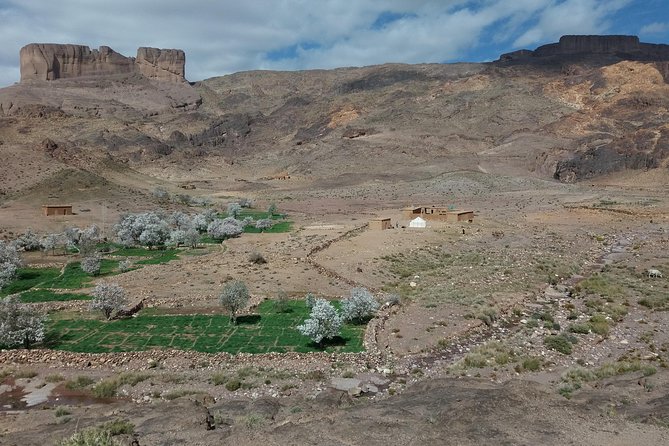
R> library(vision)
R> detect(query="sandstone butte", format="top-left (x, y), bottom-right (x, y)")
top-left (19, 43), bottom-right (186, 83)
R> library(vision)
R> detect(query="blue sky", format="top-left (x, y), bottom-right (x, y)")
top-left (0, 0), bottom-right (667, 86)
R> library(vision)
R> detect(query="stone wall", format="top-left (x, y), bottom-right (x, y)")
top-left (20, 43), bottom-right (186, 83)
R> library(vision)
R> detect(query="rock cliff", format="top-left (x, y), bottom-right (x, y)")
top-left (19, 43), bottom-right (186, 83)
top-left (500, 35), bottom-right (669, 61)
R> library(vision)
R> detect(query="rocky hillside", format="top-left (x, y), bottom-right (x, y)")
top-left (0, 34), bottom-right (667, 199)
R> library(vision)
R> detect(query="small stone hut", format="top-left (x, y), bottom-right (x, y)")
top-left (42, 205), bottom-right (73, 216)
top-left (369, 218), bottom-right (392, 230)
top-left (446, 210), bottom-right (474, 223)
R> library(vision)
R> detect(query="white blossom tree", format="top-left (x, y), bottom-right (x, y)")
top-left (0, 295), bottom-right (46, 349)
top-left (227, 202), bottom-right (242, 218)
top-left (0, 241), bottom-right (21, 290)
top-left (90, 282), bottom-right (127, 320)
top-left (169, 229), bottom-right (187, 247)
top-left (297, 298), bottom-right (343, 345)
top-left (14, 228), bottom-right (41, 252)
top-left (114, 212), bottom-right (168, 248)
top-left (219, 280), bottom-right (250, 324)
top-left (255, 218), bottom-right (274, 232)
top-left (183, 228), bottom-right (200, 248)
top-left (81, 254), bottom-right (102, 276)
top-left (341, 287), bottom-right (379, 323)
top-left (207, 217), bottom-right (243, 240)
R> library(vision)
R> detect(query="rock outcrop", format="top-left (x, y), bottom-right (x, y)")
top-left (20, 43), bottom-right (186, 83)
top-left (136, 47), bottom-right (185, 83)
top-left (500, 35), bottom-right (669, 61)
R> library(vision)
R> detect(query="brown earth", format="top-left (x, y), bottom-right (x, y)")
top-left (1, 37), bottom-right (669, 445)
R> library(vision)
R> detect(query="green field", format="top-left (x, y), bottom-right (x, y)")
top-left (46, 300), bottom-right (364, 354)
top-left (0, 267), bottom-right (61, 297)
top-left (19, 290), bottom-right (91, 303)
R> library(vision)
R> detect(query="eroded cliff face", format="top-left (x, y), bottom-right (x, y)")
top-left (136, 47), bottom-right (185, 83)
top-left (19, 43), bottom-right (186, 83)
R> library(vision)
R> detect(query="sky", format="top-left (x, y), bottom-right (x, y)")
top-left (0, 0), bottom-right (668, 87)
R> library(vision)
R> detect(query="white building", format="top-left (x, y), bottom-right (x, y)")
top-left (409, 216), bottom-right (427, 228)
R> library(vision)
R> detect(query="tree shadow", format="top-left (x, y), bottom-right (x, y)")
top-left (236, 314), bottom-right (261, 325)
top-left (310, 336), bottom-right (349, 350)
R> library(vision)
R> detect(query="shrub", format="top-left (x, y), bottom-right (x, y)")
top-left (274, 290), bottom-right (290, 313)
top-left (225, 378), bottom-right (242, 391)
top-left (219, 280), bottom-right (250, 324)
top-left (568, 323), bottom-right (591, 334)
top-left (544, 334), bottom-right (575, 355)
top-left (297, 299), bottom-right (343, 344)
top-left (211, 372), bottom-right (228, 386)
top-left (56, 428), bottom-right (119, 446)
top-left (248, 252), bottom-right (266, 264)
top-left (521, 357), bottom-right (543, 372)
top-left (90, 282), bottom-right (127, 320)
top-left (92, 379), bottom-right (119, 398)
top-left (100, 419), bottom-right (134, 436)
top-left (341, 287), bottom-right (379, 323)
top-left (117, 260), bottom-right (132, 273)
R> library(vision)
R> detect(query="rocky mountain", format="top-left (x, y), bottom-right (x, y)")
top-left (0, 34), bottom-right (668, 200)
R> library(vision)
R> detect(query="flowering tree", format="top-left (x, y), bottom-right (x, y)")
top-left (227, 202), bottom-right (242, 218)
top-left (90, 282), bottom-right (127, 320)
top-left (0, 295), bottom-right (45, 349)
top-left (297, 298), bottom-right (343, 345)
top-left (255, 218), bottom-right (274, 232)
top-left (81, 254), bottom-right (102, 276)
top-left (219, 280), bottom-right (250, 324)
top-left (0, 241), bottom-right (21, 290)
top-left (207, 217), bottom-right (243, 240)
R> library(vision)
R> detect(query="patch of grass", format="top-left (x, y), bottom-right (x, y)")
top-left (46, 300), bottom-right (364, 354)
top-left (559, 360), bottom-right (657, 399)
top-left (14, 369), bottom-right (38, 379)
top-left (65, 375), bottom-right (95, 390)
top-left (0, 267), bottom-right (61, 296)
top-left (19, 290), bottom-right (91, 303)
top-left (45, 374), bottom-right (65, 383)
top-left (162, 389), bottom-right (208, 400)
top-left (578, 274), bottom-right (623, 298)
top-left (243, 221), bottom-right (293, 234)
top-left (455, 341), bottom-right (516, 370)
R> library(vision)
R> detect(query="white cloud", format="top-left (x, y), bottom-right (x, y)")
top-left (0, 0), bottom-right (639, 87)
top-left (513, 0), bottom-right (633, 48)
top-left (640, 22), bottom-right (669, 35)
